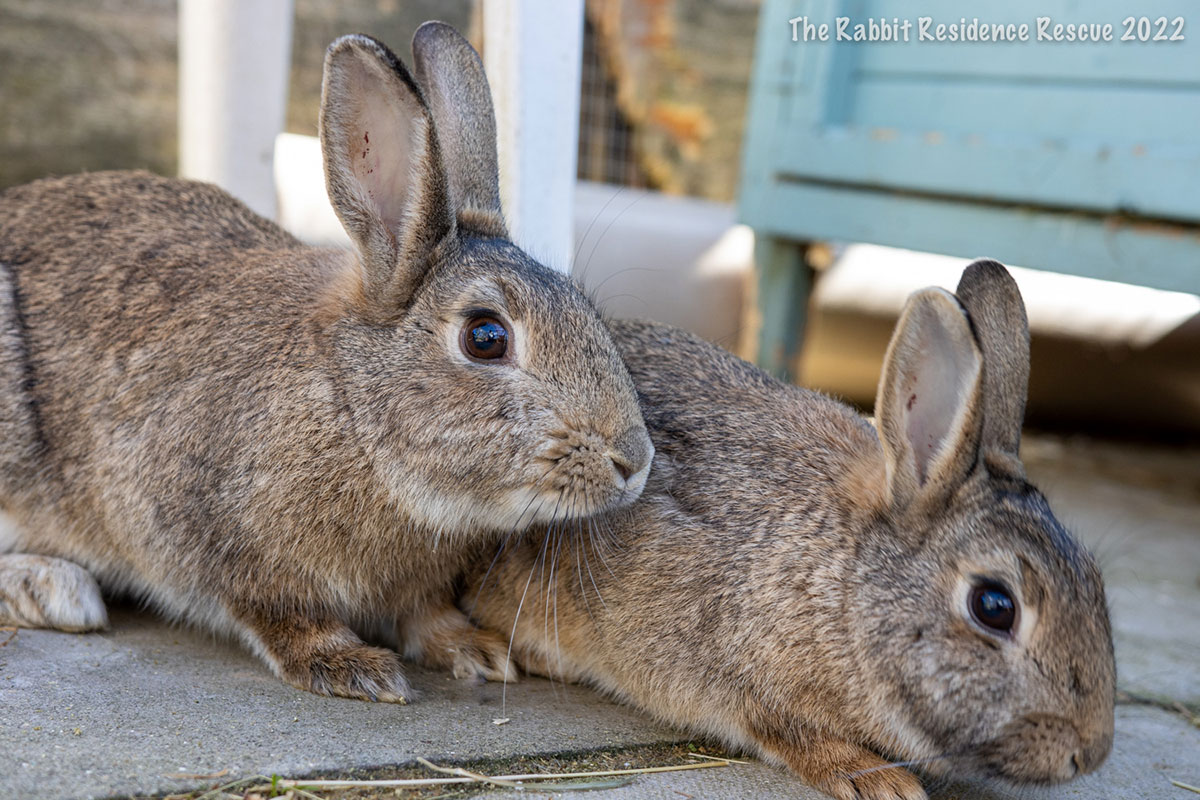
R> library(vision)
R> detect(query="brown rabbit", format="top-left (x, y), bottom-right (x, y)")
top-left (0, 23), bottom-right (652, 703)
top-left (467, 261), bottom-right (1115, 800)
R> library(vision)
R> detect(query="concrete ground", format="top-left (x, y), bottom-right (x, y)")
top-left (1, 433), bottom-right (1196, 800)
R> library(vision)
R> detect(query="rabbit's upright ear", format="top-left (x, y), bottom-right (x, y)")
top-left (320, 34), bottom-right (455, 314)
top-left (954, 260), bottom-right (1030, 467)
top-left (876, 288), bottom-right (984, 511)
top-left (411, 21), bottom-right (507, 238)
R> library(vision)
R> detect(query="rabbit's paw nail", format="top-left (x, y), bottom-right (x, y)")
top-left (0, 554), bottom-right (108, 632)
top-left (306, 644), bottom-right (413, 703)
top-left (451, 628), bottom-right (518, 684)
top-left (822, 761), bottom-right (927, 800)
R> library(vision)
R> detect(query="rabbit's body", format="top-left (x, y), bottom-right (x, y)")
top-left (468, 263), bottom-right (1115, 800)
top-left (0, 25), bottom-right (652, 702)
top-left (1, 171), bottom-right (471, 627)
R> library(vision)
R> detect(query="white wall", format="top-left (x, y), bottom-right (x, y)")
top-left (178, 0), bottom-right (294, 220)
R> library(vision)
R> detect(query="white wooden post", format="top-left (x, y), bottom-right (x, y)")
top-left (179, 0), bottom-right (295, 221)
top-left (484, 0), bottom-right (585, 274)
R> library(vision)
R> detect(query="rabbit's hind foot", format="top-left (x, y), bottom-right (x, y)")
top-left (0, 553), bottom-right (109, 632)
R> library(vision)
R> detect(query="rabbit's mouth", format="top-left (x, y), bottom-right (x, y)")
top-left (968, 712), bottom-right (1110, 785)
top-left (432, 430), bottom-right (651, 536)
top-left (529, 425), bottom-right (653, 518)
top-left (616, 455), bottom-right (651, 501)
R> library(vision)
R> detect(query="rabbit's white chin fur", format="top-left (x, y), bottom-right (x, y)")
top-left (397, 481), bottom-right (637, 538)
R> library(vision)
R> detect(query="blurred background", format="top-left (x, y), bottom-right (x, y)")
top-left (4, 8), bottom-right (1196, 793)
top-left (1, 0), bottom-right (1198, 444)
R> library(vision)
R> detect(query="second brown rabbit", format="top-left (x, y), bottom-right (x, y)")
top-left (467, 261), bottom-right (1115, 800)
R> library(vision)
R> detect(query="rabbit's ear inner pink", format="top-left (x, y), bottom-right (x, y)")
top-left (320, 34), bottom-right (455, 316)
top-left (876, 288), bottom-right (984, 511)
top-left (411, 22), bottom-right (507, 238)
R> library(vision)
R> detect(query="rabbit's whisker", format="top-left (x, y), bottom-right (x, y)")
top-left (845, 754), bottom-right (953, 779)
top-left (573, 186), bottom-right (626, 284)
top-left (580, 193), bottom-right (646, 294)
top-left (544, 493), bottom-right (571, 699)
top-left (572, 479), bottom-right (603, 622)
top-left (502, 521), bottom-right (551, 716)
top-left (547, 527), bottom-right (565, 696)
top-left (583, 518), bottom-right (609, 612)
top-left (590, 528), bottom-right (619, 580)
top-left (470, 454), bottom-right (563, 613)
top-left (589, 267), bottom-right (661, 306)
top-left (573, 523), bottom-right (596, 624)
top-left (551, 494), bottom-right (581, 681)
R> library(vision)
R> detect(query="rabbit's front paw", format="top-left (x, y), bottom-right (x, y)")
top-left (445, 626), bottom-right (517, 683)
top-left (250, 615), bottom-right (413, 703)
top-left (819, 760), bottom-right (926, 800)
top-left (402, 602), bottom-right (517, 683)
top-left (764, 731), bottom-right (927, 800)
top-left (302, 643), bottom-right (413, 703)
top-left (0, 554), bottom-right (108, 632)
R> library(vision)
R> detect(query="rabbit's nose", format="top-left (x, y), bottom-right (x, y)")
top-left (608, 425), bottom-right (653, 485)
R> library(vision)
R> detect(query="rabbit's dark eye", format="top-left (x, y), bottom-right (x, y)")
top-left (461, 316), bottom-right (509, 361)
top-left (969, 582), bottom-right (1016, 633)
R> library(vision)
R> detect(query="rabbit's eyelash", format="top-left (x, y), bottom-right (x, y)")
top-left (461, 306), bottom-right (504, 321)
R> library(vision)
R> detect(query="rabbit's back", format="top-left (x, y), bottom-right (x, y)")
top-left (0, 172), bottom-right (363, 590)
top-left (0, 172), bottom-right (338, 469)
top-left (0, 172), bottom-right (320, 364)
top-left (609, 319), bottom-right (883, 524)
top-left (0, 171), bottom-right (298, 256)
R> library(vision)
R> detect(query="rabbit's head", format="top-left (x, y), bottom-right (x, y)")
top-left (838, 261), bottom-right (1115, 783)
top-left (315, 26), bottom-right (651, 535)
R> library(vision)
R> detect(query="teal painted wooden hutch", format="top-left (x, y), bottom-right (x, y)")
top-left (739, 0), bottom-right (1200, 376)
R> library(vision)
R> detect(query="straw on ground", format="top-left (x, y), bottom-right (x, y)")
top-left (274, 753), bottom-right (735, 791)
